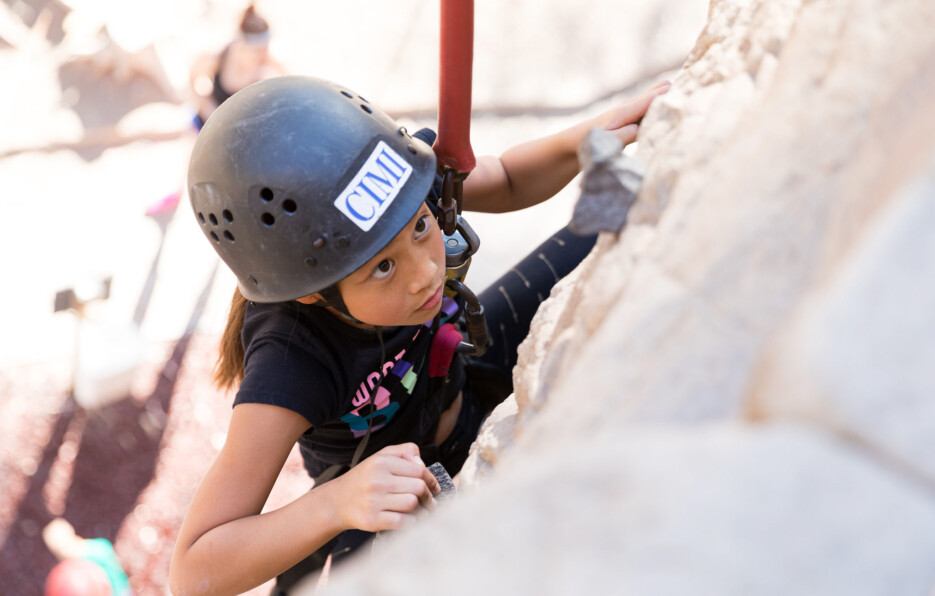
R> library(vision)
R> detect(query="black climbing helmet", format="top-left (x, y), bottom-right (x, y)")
top-left (188, 75), bottom-right (437, 303)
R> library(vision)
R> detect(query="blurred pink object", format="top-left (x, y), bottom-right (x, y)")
top-left (45, 558), bottom-right (112, 596)
top-left (145, 189), bottom-right (181, 216)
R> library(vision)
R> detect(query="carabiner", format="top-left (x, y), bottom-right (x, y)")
top-left (445, 277), bottom-right (487, 356)
top-left (437, 167), bottom-right (467, 236)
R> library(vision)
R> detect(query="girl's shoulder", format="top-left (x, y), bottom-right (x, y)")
top-left (243, 300), bottom-right (337, 347)
top-left (242, 301), bottom-right (418, 354)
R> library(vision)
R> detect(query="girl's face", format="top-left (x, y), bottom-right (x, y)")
top-left (333, 204), bottom-right (446, 327)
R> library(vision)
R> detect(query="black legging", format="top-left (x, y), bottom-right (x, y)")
top-left (464, 225), bottom-right (598, 410)
top-left (423, 224), bottom-right (598, 479)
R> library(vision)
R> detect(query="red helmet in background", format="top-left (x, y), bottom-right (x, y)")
top-left (45, 558), bottom-right (112, 596)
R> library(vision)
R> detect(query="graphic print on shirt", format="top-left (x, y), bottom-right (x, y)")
top-left (338, 298), bottom-right (460, 438)
top-left (339, 329), bottom-right (423, 437)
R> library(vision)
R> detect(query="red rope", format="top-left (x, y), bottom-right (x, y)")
top-left (433, 0), bottom-right (477, 173)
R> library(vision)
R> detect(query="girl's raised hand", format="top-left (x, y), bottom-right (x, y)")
top-left (332, 443), bottom-right (441, 533)
top-left (597, 80), bottom-right (672, 146)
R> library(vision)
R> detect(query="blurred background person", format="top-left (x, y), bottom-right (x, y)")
top-left (189, 3), bottom-right (286, 131)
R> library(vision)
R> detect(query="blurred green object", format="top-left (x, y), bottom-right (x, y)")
top-left (43, 519), bottom-right (134, 596)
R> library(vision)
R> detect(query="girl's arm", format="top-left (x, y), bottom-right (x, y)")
top-left (461, 81), bottom-right (670, 214)
top-left (169, 404), bottom-right (438, 596)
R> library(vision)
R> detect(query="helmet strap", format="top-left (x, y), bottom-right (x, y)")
top-left (316, 284), bottom-right (365, 325)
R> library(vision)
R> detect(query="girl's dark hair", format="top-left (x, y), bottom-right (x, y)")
top-left (240, 4), bottom-right (270, 35)
top-left (215, 287), bottom-right (248, 390)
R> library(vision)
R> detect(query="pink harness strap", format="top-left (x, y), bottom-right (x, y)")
top-left (429, 322), bottom-right (462, 377)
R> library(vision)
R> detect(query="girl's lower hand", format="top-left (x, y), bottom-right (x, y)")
top-left (334, 443), bottom-right (441, 533)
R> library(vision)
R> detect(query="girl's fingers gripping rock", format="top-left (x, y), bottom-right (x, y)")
top-left (383, 491), bottom-right (422, 515)
top-left (390, 456), bottom-right (439, 507)
top-left (606, 85), bottom-right (671, 132)
top-left (421, 464), bottom-right (441, 496)
top-left (383, 442), bottom-right (422, 461)
top-left (375, 510), bottom-right (416, 531)
top-left (384, 444), bottom-right (441, 497)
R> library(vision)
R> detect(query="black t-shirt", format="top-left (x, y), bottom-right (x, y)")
top-left (235, 297), bottom-right (464, 478)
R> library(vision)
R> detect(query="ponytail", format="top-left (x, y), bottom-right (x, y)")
top-left (214, 287), bottom-right (248, 391)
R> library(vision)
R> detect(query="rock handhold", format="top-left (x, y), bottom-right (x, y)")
top-left (570, 127), bottom-right (646, 236)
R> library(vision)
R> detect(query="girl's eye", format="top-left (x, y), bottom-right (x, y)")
top-left (413, 214), bottom-right (432, 238)
top-left (371, 259), bottom-right (394, 280)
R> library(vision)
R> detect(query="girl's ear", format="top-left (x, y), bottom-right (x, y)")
top-left (295, 294), bottom-right (321, 305)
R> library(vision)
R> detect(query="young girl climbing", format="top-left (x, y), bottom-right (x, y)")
top-left (169, 75), bottom-right (669, 596)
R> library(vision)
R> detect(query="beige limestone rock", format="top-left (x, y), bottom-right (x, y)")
top-left (456, 396), bottom-right (518, 490)
top-left (306, 0), bottom-right (935, 592)
top-left (318, 425), bottom-right (935, 596)
top-left (750, 159), bottom-right (935, 485)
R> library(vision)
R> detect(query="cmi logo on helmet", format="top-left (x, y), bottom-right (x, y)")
top-left (334, 141), bottom-right (413, 232)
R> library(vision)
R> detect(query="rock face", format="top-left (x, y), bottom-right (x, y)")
top-left (310, 0), bottom-right (935, 593)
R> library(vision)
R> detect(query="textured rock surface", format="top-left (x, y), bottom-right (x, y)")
top-left (309, 0), bottom-right (935, 593)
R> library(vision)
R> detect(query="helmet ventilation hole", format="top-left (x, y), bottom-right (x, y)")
top-left (360, 104), bottom-right (373, 114)
top-left (209, 231), bottom-right (220, 242)
top-left (209, 213), bottom-right (218, 225)
top-left (223, 230), bottom-right (235, 242)
top-left (197, 212), bottom-right (206, 224)
top-left (223, 210), bottom-right (234, 223)
top-left (340, 90), bottom-right (353, 98)
top-left (261, 213), bottom-right (275, 226)
top-left (260, 187), bottom-right (274, 202)
top-left (282, 199), bottom-right (297, 214)
top-left (305, 257), bottom-right (317, 267)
